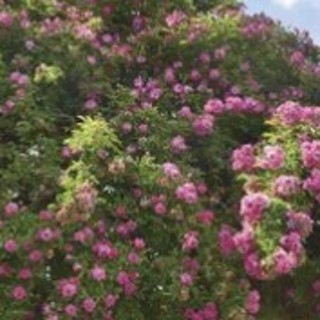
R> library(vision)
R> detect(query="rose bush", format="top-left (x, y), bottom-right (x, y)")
top-left (2, 0), bottom-right (320, 319)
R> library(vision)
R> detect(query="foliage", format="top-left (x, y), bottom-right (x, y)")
top-left (1, 1), bottom-right (320, 319)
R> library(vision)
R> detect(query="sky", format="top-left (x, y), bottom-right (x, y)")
top-left (244, 0), bottom-right (320, 44)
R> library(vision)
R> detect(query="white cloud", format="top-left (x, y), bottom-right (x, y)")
top-left (272, 0), bottom-right (299, 9)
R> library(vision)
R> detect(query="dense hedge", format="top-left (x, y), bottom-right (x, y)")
top-left (1, 1), bottom-right (320, 319)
